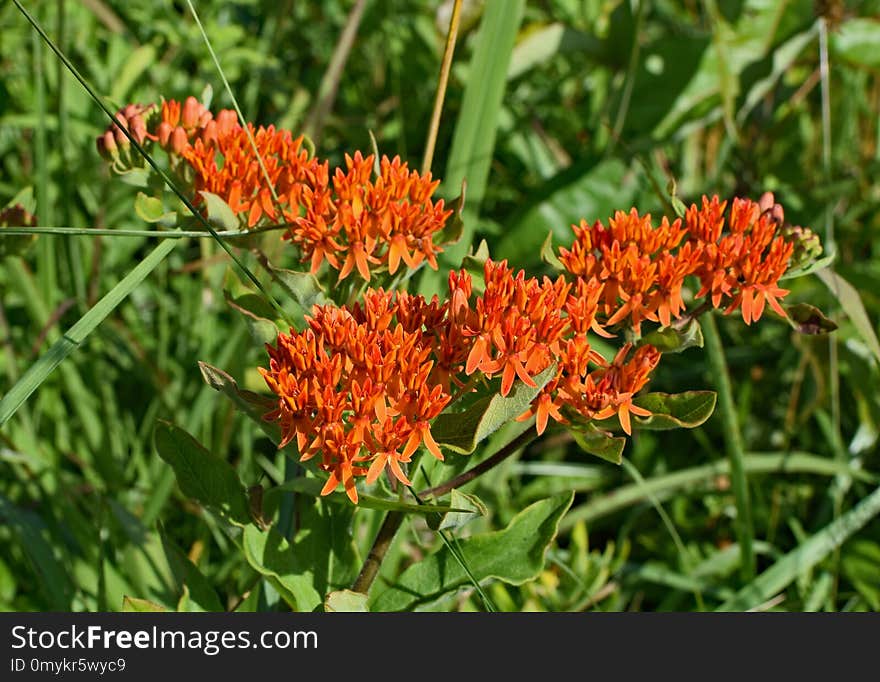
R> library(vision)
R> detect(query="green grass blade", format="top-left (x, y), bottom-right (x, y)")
top-left (0, 239), bottom-right (176, 427)
top-left (440, 0), bottom-right (525, 265)
top-left (717, 483), bottom-right (880, 611)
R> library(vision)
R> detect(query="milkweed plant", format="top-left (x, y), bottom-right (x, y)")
top-left (84, 89), bottom-right (830, 611)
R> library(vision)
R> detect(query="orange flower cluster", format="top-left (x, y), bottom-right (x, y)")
top-left (292, 152), bottom-right (452, 280)
top-left (100, 98), bottom-right (453, 283)
top-left (558, 194), bottom-right (795, 329)
top-left (261, 259), bottom-right (663, 500)
top-left (259, 290), bottom-right (453, 503)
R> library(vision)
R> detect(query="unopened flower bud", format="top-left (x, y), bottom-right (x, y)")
top-left (171, 126), bottom-right (189, 155)
top-left (216, 109), bottom-right (238, 136)
top-left (96, 130), bottom-right (119, 161)
top-left (182, 96), bottom-right (202, 129)
top-left (157, 121), bottom-right (173, 147)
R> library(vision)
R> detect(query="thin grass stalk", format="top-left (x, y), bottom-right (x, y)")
top-left (702, 311), bottom-right (755, 580)
top-left (421, 0), bottom-right (464, 175)
top-left (33, 21), bottom-right (56, 302)
top-left (13, 0), bottom-right (292, 327)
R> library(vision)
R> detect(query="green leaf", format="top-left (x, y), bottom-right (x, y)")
top-left (198, 362), bottom-right (280, 443)
top-left (225, 292), bottom-right (282, 345)
top-left (817, 269), bottom-right (880, 365)
top-left (122, 596), bottom-right (167, 613)
top-left (110, 44), bottom-right (158, 101)
top-left (269, 266), bottom-right (329, 313)
top-left (570, 424), bottom-right (626, 465)
top-left (831, 17), bottom-right (880, 68)
top-left (117, 166), bottom-right (150, 188)
top-left (241, 524), bottom-right (322, 612)
top-left (371, 492), bottom-right (573, 611)
top-left (628, 391), bottom-right (717, 431)
top-left (426, 490), bottom-right (488, 532)
top-left (160, 532), bottom-right (224, 612)
top-left (639, 319), bottom-right (704, 353)
top-left (0, 239), bottom-right (176, 428)
top-left (441, 0), bottom-right (526, 265)
top-left (717, 483), bottom-right (880, 611)
top-left (325, 590), bottom-right (369, 612)
top-left (784, 303), bottom-right (838, 335)
top-left (200, 191), bottom-right (240, 230)
top-left (134, 192), bottom-right (170, 223)
top-left (507, 23), bottom-right (602, 80)
top-left (153, 420), bottom-right (251, 526)
top-left (0, 495), bottom-right (72, 610)
top-left (496, 158), bottom-right (637, 267)
top-left (431, 364), bottom-right (557, 454)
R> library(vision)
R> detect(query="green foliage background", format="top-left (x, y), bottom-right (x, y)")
top-left (2, 0), bottom-right (880, 612)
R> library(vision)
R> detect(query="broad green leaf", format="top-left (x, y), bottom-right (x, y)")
top-left (198, 362), bottom-right (280, 443)
top-left (200, 191), bottom-right (239, 230)
top-left (841, 540), bottom-right (880, 611)
top-left (134, 192), bottom-right (170, 223)
top-left (507, 23), bottom-right (602, 80)
top-left (496, 158), bottom-right (636, 267)
top-left (325, 590), bottom-right (369, 612)
top-left (831, 17), bottom-right (880, 68)
top-left (717, 483), bottom-right (880, 611)
top-left (570, 425), bottom-right (626, 465)
top-left (0, 495), bottom-right (72, 610)
top-left (639, 319), bottom-right (704, 353)
top-left (371, 492), bottom-right (573, 611)
top-left (427, 490), bottom-right (488, 532)
top-left (817, 269), bottom-right (880, 365)
top-left (441, 0), bottom-right (525, 265)
top-left (784, 303), bottom-right (838, 335)
top-left (241, 524), bottom-right (322, 612)
top-left (122, 596), bottom-right (167, 612)
top-left (431, 364), bottom-right (557, 454)
top-left (154, 420), bottom-right (251, 526)
top-left (0, 238), bottom-right (176, 428)
top-left (160, 532), bottom-right (224, 612)
top-left (117, 167), bottom-right (150, 187)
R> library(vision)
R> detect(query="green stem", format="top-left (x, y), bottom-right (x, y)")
top-left (702, 311), bottom-right (755, 579)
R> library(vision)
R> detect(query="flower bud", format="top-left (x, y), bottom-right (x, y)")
top-left (171, 126), bottom-right (189, 155)
top-left (783, 224), bottom-right (823, 270)
top-left (157, 121), bottom-right (173, 147)
top-left (216, 109), bottom-right (238, 136)
top-left (96, 130), bottom-right (119, 161)
top-left (182, 96), bottom-right (202, 129)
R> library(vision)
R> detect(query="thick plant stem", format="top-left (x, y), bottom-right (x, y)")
top-left (421, 0), bottom-right (463, 175)
top-left (351, 511), bottom-right (403, 595)
top-left (703, 311), bottom-right (755, 579)
top-left (351, 425), bottom-right (538, 594)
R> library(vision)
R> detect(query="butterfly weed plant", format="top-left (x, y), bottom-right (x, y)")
top-left (4, 0), bottom-right (877, 613)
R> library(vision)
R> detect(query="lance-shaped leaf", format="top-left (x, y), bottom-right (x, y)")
top-left (817, 269), bottom-right (880, 365)
top-left (639, 319), bottom-right (704, 353)
top-left (225, 292), bottom-right (283, 345)
top-left (431, 364), bottom-right (556, 454)
top-left (154, 420), bottom-right (251, 526)
top-left (540, 231), bottom-right (565, 270)
top-left (436, 181), bottom-right (466, 247)
top-left (242, 525), bottom-right (322, 612)
top-left (784, 303), bottom-right (838, 335)
top-left (370, 492), bottom-right (573, 611)
top-left (198, 362), bottom-right (280, 443)
top-left (570, 424), bottom-right (626, 465)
